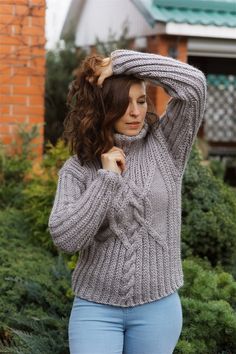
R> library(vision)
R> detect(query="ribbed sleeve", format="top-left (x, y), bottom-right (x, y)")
top-left (48, 168), bottom-right (123, 253)
top-left (111, 49), bottom-right (207, 173)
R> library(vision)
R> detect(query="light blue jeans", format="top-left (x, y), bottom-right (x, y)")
top-left (68, 291), bottom-right (183, 354)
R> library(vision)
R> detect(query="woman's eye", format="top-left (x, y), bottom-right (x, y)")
top-left (138, 101), bottom-right (146, 104)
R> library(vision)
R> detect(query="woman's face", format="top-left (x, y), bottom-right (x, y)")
top-left (113, 82), bottom-right (147, 136)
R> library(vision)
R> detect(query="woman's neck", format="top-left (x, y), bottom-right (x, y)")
top-left (113, 120), bottom-right (149, 154)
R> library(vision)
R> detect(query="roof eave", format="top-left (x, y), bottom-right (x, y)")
top-left (165, 22), bottom-right (236, 40)
top-left (153, 0), bottom-right (236, 12)
top-left (131, 0), bottom-right (156, 27)
top-left (60, 0), bottom-right (86, 40)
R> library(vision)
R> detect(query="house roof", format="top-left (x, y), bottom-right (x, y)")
top-left (132, 0), bottom-right (236, 27)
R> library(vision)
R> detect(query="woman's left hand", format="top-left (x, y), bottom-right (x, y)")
top-left (96, 57), bottom-right (113, 87)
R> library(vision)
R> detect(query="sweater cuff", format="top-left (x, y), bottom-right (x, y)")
top-left (96, 168), bottom-right (123, 192)
top-left (110, 49), bottom-right (131, 75)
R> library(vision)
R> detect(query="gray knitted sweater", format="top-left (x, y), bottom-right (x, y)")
top-left (48, 49), bottom-right (207, 307)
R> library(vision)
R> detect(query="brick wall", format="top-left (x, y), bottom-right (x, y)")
top-left (147, 35), bottom-right (187, 117)
top-left (0, 0), bottom-right (46, 158)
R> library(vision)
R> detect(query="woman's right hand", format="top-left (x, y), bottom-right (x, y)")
top-left (101, 147), bottom-right (126, 175)
top-left (96, 57), bottom-right (113, 87)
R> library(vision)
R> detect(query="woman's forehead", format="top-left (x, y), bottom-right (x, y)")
top-left (129, 82), bottom-right (146, 96)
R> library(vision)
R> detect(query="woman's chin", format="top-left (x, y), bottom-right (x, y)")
top-left (115, 125), bottom-right (143, 136)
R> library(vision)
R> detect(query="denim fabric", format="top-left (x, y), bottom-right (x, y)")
top-left (68, 291), bottom-right (183, 354)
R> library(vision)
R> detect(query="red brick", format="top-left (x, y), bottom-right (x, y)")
top-left (31, 56), bottom-right (46, 67)
top-left (0, 45), bottom-right (13, 55)
top-left (0, 116), bottom-right (14, 123)
top-left (22, 25), bottom-right (44, 36)
top-left (15, 5), bottom-right (29, 16)
top-left (30, 37), bottom-right (46, 47)
top-left (21, 44), bottom-right (45, 56)
top-left (1, 135), bottom-right (13, 145)
top-left (1, 115), bottom-right (28, 123)
top-left (0, 85), bottom-right (11, 94)
top-left (147, 34), bottom-right (187, 115)
top-left (26, 65), bottom-right (45, 77)
top-left (30, 76), bottom-right (44, 86)
top-left (29, 95), bottom-right (44, 105)
top-left (13, 85), bottom-right (44, 96)
top-left (29, 116), bottom-right (44, 123)
top-left (0, 4), bottom-right (13, 14)
top-left (0, 124), bottom-right (10, 134)
top-left (0, 66), bottom-right (11, 75)
top-left (1, 95), bottom-right (27, 105)
top-left (32, 136), bottom-right (43, 145)
top-left (0, 0), bottom-right (46, 160)
top-left (22, 35), bottom-right (45, 46)
top-left (31, 15), bottom-right (44, 27)
top-left (19, 15), bottom-right (30, 27)
top-left (33, 47), bottom-right (45, 56)
top-left (13, 105), bottom-right (44, 115)
top-left (33, 145), bottom-right (43, 159)
top-left (3, 75), bottom-right (29, 85)
top-left (1, 59), bottom-right (29, 68)
top-left (37, 124), bottom-right (44, 135)
top-left (9, 124), bottom-right (18, 134)
top-left (13, 66), bottom-right (31, 76)
top-left (0, 77), bottom-right (10, 86)
top-left (11, 24), bottom-right (23, 35)
top-left (0, 0), bottom-right (28, 4)
top-left (0, 23), bottom-right (11, 34)
top-left (0, 105), bottom-right (9, 115)
top-left (0, 35), bottom-right (24, 45)
top-left (10, 74), bottom-right (29, 86)
top-left (178, 38), bottom-right (187, 62)
top-left (31, 0), bottom-right (45, 6)
top-left (31, 5), bottom-right (45, 17)
top-left (11, 46), bottom-right (32, 57)
top-left (0, 14), bottom-right (22, 25)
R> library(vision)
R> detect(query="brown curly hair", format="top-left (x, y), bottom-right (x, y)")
top-left (63, 54), bottom-right (159, 166)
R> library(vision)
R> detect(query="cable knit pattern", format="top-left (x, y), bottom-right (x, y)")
top-left (48, 50), bottom-right (207, 307)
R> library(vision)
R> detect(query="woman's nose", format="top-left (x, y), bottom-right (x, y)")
top-left (130, 103), bottom-right (140, 116)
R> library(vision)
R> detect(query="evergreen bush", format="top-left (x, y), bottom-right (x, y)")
top-left (23, 140), bottom-right (70, 253)
top-left (182, 145), bottom-right (236, 271)
top-left (0, 124), bottom-right (37, 209)
top-left (0, 208), bottom-right (71, 354)
top-left (45, 42), bottom-right (85, 146)
top-left (175, 258), bottom-right (236, 354)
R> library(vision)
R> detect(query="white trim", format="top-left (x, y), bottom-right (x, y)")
top-left (188, 38), bottom-right (236, 58)
top-left (165, 23), bottom-right (236, 40)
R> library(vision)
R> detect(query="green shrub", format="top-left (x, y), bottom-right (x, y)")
top-left (175, 258), bottom-right (236, 354)
top-left (208, 158), bottom-right (226, 181)
top-left (23, 140), bottom-right (70, 253)
top-left (182, 145), bottom-right (236, 271)
top-left (0, 207), bottom-right (72, 354)
top-left (0, 125), bottom-right (38, 209)
top-left (45, 42), bottom-right (86, 145)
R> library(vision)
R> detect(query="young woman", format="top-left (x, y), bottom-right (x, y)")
top-left (48, 49), bottom-right (207, 354)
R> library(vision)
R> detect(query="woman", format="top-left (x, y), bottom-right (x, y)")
top-left (48, 49), bottom-right (207, 354)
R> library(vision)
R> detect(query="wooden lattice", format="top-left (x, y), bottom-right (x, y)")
top-left (204, 74), bottom-right (236, 142)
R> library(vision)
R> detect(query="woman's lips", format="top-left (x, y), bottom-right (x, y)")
top-left (126, 122), bottom-right (140, 128)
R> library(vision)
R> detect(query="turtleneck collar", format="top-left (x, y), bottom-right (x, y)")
top-left (113, 120), bottom-right (149, 154)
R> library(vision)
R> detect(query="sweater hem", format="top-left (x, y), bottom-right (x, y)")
top-left (72, 282), bottom-right (184, 308)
